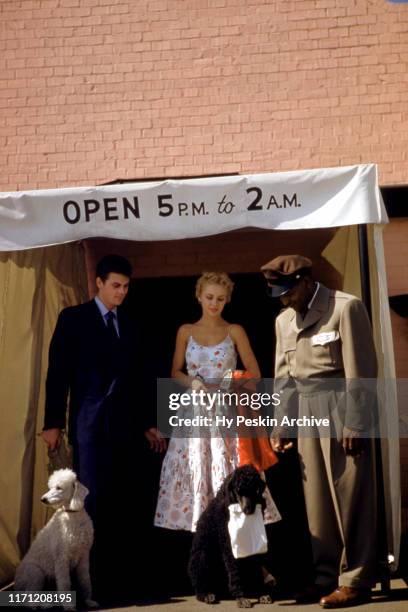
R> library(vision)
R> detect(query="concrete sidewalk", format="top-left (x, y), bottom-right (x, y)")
top-left (102, 580), bottom-right (407, 611)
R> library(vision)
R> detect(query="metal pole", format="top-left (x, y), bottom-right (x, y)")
top-left (358, 224), bottom-right (372, 319)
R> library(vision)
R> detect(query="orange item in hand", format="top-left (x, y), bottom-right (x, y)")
top-left (238, 437), bottom-right (278, 472)
top-left (232, 371), bottom-right (278, 472)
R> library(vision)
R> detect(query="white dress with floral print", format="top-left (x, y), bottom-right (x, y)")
top-left (154, 333), bottom-right (281, 532)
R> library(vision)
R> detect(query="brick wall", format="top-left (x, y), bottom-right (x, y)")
top-left (1, 0), bottom-right (408, 190)
top-left (83, 228), bottom-right (339, 283)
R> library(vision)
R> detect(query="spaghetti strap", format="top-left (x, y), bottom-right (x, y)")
top-left (186, 323), bottom-right (195, 341)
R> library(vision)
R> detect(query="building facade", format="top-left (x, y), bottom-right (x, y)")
top-left (1, 0), bottom-right (407, 531)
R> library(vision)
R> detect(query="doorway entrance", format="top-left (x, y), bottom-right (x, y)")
top-left (124, 272), bottom-right (312, 596)
top-left (126, 271), bottom-right (283, 378)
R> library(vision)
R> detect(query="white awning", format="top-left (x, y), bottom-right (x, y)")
top-left (0, 163), bottom-right (387, 251)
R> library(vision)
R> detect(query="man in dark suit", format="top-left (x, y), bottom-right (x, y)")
top-left (42, 254), bottom-right (165, 598)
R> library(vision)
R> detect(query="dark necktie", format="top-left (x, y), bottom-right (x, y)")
top-left (105, 310), bottom-right (119, 342)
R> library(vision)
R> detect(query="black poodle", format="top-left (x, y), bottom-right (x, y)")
top-left (188, 464), bottom-right (273, 608)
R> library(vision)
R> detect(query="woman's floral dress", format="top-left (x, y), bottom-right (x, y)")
top-left (154, 333), bottom-right (281, 531)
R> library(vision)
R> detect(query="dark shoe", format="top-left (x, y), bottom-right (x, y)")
top-left (236, 597), bottom-right (252, 608)
top-left (294, 584), bottom-right (335, 604)
top-left (320, 586), bottom-right (371, 608)
top-left (196, 593), bottom-right (217, 604)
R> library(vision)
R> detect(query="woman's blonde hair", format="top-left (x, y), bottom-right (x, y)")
top-left (195, 271), bottom-right (234, 302)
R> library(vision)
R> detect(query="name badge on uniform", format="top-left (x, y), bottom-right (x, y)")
top-left (311, 331), bottom-right (339, 346)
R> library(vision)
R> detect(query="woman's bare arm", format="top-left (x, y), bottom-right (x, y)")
top-left (230, 324), bottom-right (261, 379)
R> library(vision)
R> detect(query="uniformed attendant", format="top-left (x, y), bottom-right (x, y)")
top-left (261, 254), bottom-right (377, 609)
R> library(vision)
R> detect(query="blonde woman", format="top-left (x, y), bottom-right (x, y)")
top-left (154, 272), bottom-right (279, 532)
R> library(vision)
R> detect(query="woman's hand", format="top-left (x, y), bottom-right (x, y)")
top-left (191, 378), bottom-right (208, 393)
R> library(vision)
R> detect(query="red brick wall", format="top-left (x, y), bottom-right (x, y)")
top-left (83, 228), bottom-right (339, 284)
top-left (384, 220), bottom-right (408, 307)
top-left (1, 0), bottom-right (408, 190)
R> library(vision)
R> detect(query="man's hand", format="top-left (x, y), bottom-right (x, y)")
top-left (270, 433), bottom-right (294, 453)
top-left (144, 427), bottom-right (167, 453)
top-left (41, 428), bottom-right (62, 451)
top-left (342, 427), bottom-right (365, 456)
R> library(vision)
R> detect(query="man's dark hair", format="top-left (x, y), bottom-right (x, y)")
top-left (96, 254), bottom-right (132, 281)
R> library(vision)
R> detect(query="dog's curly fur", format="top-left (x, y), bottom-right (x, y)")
top-left (188, 465), bottom-right (273, 608)
top-left (14, 469), bottom-right (98, 610)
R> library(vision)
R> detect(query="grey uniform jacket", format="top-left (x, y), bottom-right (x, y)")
top-left (274, 283), bottom-right (378, 432)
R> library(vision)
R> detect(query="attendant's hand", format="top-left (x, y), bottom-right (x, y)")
top-left (144, 427), bottom-right (167, 453)
top-left (342, 427), bottom-right (365, 456)
top-left (270, 432), bottom-right (294, 453)
top-left (41, 428), bottom-right (62, 451)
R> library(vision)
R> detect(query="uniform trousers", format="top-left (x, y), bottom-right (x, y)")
top-left (297, 389), bottom-right (377, 589)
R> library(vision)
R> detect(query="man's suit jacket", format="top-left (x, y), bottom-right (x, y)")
top-left (274, 284), bottom-right (378, 379)
top-left (274, 284), bottom-right (378, 430)
top-left (44, 299), bottom-right (155, 441)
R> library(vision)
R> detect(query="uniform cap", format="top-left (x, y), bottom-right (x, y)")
top-left (261, 255), bottom-right (312, 297)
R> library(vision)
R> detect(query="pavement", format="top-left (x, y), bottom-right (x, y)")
top-left (101, 580), bottom-right (408, 611)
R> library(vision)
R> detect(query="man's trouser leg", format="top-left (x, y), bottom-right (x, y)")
top-left (73, 398), bottom-right (111, 598)
top-left (298, 431), bottom-right (376, 589)
top-left (297, 434), bottom-right (342, 588)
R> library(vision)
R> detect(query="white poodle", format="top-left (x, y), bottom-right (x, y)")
top-left (14, 469), bottom-right (98, 610)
